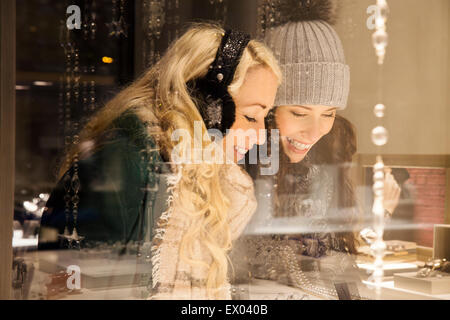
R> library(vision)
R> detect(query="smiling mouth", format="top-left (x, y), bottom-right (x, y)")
top-left (286, 137), bottom-right (313, 151)
top-left (234, 146), bottom-right (248, 157)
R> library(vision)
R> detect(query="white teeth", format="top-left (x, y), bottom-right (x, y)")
top-left (286, 137), bottom-right (311, 150)
top-left (235, 146), bottom-right (247, 155)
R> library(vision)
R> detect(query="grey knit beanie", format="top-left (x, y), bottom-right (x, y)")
top-left (265, 20), bottom-right (350, 109)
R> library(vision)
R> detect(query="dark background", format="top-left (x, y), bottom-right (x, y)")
top-left (14, 0), bottom-right (260, 211)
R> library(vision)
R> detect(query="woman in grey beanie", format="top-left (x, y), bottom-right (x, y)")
top-left (261, 0), bottom-right (399, 255)
top-left (232, 0), bottom-right (401, 299)
top-left (232, 0), bottom-right (366, 299)
top-left (265, 0), bottom-right (349, 164)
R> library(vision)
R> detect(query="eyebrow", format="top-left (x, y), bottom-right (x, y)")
top-left (295, 106), bottom-right (336, 111)
top-left (244, 103), bottom-right (267, 109)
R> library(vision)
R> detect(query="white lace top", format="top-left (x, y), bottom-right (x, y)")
top-left (149, 162), bottom-right (257, 300)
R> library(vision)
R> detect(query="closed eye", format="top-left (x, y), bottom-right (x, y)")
top-left (244, 115), bottom-right (257, 123)
top-left (291, 111), bottom-right (307, 118)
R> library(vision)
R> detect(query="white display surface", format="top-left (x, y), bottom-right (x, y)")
top-left (363, 279), bottom-right (450, 300)
top-left (394, 272), bottom-right (450, 295)
top-left (13, 238), bottom-right (38, 248)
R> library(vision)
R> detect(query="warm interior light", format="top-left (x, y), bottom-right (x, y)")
top-left (15, 85), bottom-right (30, 90)
top-left (33, 81), bottom-right (53, 87)
top-left (23, 201), bottom-right (38, 212)
top-left (39, 193), bottom-right (50, 201)
top-left (102, 56), bottom-right (114, 64)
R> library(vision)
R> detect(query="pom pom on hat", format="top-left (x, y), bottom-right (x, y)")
top-left (273, 0), bottom-right (339, 26)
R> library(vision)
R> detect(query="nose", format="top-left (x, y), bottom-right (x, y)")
top-left (254, 121), bottom-right (267, 146)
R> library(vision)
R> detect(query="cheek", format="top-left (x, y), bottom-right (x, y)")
top-left (274, 114), bottom-right (290, 149)
top-left (229, 118), bottom-right (249, 132)
top-left (321, 119), bottom-right (336, 135)
top-left (275, 112), bottom-right (296, 137)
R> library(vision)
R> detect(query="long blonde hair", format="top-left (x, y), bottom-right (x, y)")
top-left (59, 23), bottom-right (281, 298)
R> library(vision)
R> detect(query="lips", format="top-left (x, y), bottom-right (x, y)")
top-left (234, 146), bottom-right (248, 158)
top-left (286, 137), bottom-right (313, 153)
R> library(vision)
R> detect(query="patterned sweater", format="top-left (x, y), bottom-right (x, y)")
top-left (150, 162), bottom-right (257, 300)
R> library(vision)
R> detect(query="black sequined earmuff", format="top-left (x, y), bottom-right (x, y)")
top-left (188, 29), bottom-right (251, 135)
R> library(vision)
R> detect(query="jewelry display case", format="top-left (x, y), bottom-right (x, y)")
top-left (1, 0), bottom-right (449, 300)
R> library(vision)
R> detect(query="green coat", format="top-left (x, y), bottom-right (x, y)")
top-left (38, 110), bottom-right (170, 249)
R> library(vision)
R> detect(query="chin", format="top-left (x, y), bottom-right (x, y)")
top-left (281, 140), bottom-right (308, 163)
top-left (288, 153), bottom-right (307, 163)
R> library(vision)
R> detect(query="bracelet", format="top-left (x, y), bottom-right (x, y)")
top-left (416, 258), bottom-right (449, 278)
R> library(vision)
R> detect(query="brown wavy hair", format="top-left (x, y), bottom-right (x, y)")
top-left (262, 113), bottom-right (359, 254)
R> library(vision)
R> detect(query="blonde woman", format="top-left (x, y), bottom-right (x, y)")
top-left (38, 23), bottom-right (281, 299)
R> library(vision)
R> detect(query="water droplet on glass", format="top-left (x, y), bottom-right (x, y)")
top-left (370, 241), bottom-right (387, 255)
top-left (371, 126), bottom-right (388, 146)
top-left (372, 30), bottom-right (388, 51)
top-left (378, 2), bottom-right (389, 21)
top-left (373, 181), bottom-right (384, 195)
top-left (71, 176), bottom-right (81, 193)
top-left (374, 170), bottom-right (384, 181)
top-left (374, 104), bottom-right (385, 118)
top-left (72, 195), bottom-right (80, 205)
